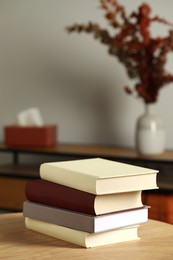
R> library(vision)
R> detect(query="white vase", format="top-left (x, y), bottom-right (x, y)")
top-left (136, 103), bottom-right (165, 155)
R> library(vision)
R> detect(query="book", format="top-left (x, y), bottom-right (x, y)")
top-left (40, 158), bottom-right (158, 195)
top-left (25, 179), bottom-right (143, 215)
top-left (23, 201), bottom-right (148, 233)
top-left (25, 217), bottom-right (139, 248)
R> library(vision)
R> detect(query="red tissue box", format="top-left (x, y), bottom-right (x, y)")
top-left (4, 125), bottom-right (57, 147)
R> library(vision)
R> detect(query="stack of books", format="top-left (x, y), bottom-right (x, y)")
top-left (23, 157), bottom-right (158, 248)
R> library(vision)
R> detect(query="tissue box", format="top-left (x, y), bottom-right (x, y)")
top-left (4, 125), bottom-right (57, 147)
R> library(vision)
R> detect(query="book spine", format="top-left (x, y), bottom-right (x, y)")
top-left (25, 217), bottom-right (87, 248)
top-left (25, 179), bottom-right (96, 215)
top-left (23, 201), bottom-right (94, 233)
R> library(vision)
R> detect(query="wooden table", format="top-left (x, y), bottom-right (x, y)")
top-left (0, 213), bottom-right (173, 259)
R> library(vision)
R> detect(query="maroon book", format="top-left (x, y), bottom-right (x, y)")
top-left (25, 179), bottom-right (96, 215)
top-left (25, 179), bottom-right (143, 216)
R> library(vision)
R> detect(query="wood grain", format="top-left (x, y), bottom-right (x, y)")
top-left (0, 213), bottom-right (173, 259)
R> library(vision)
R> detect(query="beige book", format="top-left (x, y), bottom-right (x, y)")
top-left (25, 217), bottom-right (139, 248)
top-left (40, 158), bottom-right (158, 194)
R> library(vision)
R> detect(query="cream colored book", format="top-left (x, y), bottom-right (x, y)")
top-left (40, 158), bottom-right (158, 195)
top-left (25, 217), bottom-right (139, 248)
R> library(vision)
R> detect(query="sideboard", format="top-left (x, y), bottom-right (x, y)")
top-left (0, 143), bottom-right (173, 223)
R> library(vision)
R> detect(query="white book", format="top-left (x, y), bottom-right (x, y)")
top-left (40, 158), bottom-right (158, 194)
top-left (25, 217), bottom-right (140, 248)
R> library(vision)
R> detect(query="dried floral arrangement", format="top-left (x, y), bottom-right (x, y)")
top-left (67, 0), bottom-right (173, 103)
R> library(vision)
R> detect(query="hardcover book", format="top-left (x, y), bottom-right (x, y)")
top-left (23, 201), bottom-right (148, 233)
top-left (40, 158), bottom-right (158, 194)
top-left (25, 179), bottom-right (143, 215)
top-left (25, 217), bottom-right (139, 248)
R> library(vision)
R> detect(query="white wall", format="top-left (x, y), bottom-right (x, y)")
top-left (0, 0), bottom-right (173, 149)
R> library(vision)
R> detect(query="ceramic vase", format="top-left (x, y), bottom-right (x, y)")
top-left (136, 103), bottom-right (165, 155)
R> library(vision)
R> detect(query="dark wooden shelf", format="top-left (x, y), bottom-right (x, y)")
top-left (0, 164), bottom-right (39, 178)
top-left (1, 143), bottom-right (173, 161)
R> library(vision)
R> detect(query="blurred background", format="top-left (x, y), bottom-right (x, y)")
top-left (0, 0), bottom-right (173, 150)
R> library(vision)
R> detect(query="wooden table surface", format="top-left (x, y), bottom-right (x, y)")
top-left (0, 213), bottom-right (173, 259)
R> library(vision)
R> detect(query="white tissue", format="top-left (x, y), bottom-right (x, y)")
top-left (17, 107), bottom-right (44, 127)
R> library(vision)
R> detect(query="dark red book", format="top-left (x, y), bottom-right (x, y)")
top-left (25, 179), bottom-right (143, 216)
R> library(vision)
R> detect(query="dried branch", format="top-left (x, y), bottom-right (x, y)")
top-left (67, 0), bottom-right (173, 103)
